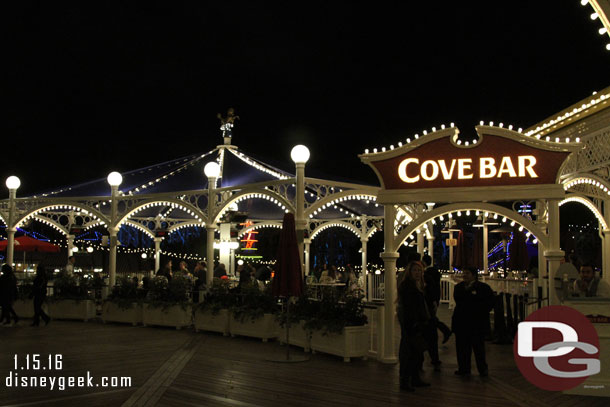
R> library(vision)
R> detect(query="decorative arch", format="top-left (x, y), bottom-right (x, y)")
top-left (237, 222), bottom-right (283, 239)
top-left (117, 199), bottom-right (206, 229)
top-left (167, 221), bottom-right (206, 236)
top-left (214, 190), bottom-right (293, 224)
top-left (305, 191), bottom-right (378, 217)
top-left (563, 173), bottom-right (610, 197)
top-left (560, 194), bottom-right (608, 230)
top-left (122, 221), bottom-right (157, 239)
top-left (310, 221), bottom-right (362, 241)
top-left (366, 225), bottom-right (381, 240)
top-left (394, 202), bottom-right (549, 250)
top-left (0, 212), bottom-right (6, 226)
top-left (15, 203), bottom-right (109, 229)
top-left (31, 215), bottom-right (68, 236)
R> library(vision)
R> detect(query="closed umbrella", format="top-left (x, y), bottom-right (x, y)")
top-left (452, 230), bottom-right (468, 270)
top-left (509, 229), bottom-right (529, 271)
top-left (472, 229), bottom-right (483, 270)
top-left (271, 213), bottom-right (307, 362)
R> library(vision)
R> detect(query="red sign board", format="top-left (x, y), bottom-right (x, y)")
top-left (370, 134), bottom-right (570, 190)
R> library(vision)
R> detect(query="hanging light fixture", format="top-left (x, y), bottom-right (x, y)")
top-left (473, 215), bottom-right (484, 228)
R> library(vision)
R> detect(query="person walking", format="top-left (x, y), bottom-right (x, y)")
top-left (397, 260), bottom-right (431, 391)
top-left (0, 264), bottom-right (19, 326)
top-left (452, 266), bottom-right (494, 377)
top-left (31, 265), bottom-right (51, 326)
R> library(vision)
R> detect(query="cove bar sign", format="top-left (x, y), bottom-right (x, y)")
top-left (360, 126), bottom-right (579, 201)
top-left (397, 155), bottom-right (538, 184)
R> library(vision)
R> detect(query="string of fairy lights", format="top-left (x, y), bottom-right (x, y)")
top-left (361, 121), bottom-right (586, 157)
top-left (579, 0), bottom-right (610, 51)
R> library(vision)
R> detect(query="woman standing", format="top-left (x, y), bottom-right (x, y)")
top-left (32, 265), bottom-right (51, 326)
top-left (397, 261), bottom-right (430, 391)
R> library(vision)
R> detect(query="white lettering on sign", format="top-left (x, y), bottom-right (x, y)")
top-left (397, 155), bottom-right (539, 184)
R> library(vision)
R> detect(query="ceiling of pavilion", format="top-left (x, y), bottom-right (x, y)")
top-left (25, 141), bottom-right (384, 223)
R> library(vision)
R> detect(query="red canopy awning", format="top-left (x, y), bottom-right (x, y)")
top-left (0, 236), bottom-right (61, 253)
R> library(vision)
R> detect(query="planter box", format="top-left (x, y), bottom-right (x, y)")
top-left (279, 320), bottom-right (310, 352)
top-left (194, 308), bottom-right (230, 336)
top-left (310, 325), bottom-right (369, 362)
top-left (13, 299), bottom-right (35, 318)
top-left (142, 303), bottom-right (192, 330)
top-left (230, 313), bottom-right (278, 342)
top-left (48, 299), bottom-right (96, 322)
top-left (102, 302), bottom-right (143, 326)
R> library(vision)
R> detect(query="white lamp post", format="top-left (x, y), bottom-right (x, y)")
top-left (291, 145), bottom-right (310, 275)
top-left (107, 171), bottom-right (122, 287)
top-left (204, 162), bottom-right (221, 286)
top-left (5, 176), bottom-right (20, 267)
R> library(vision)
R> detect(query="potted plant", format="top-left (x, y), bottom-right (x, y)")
top-left (142, 275), bottom-right (192, 329)
top-left (47, 273), bottom-right (96, 322)
top-left (306, 292), bottom-right (369, 362)
top-left (230, 283), bottom-right (279, 342)
top-left (13, 276), bottom-right (35, 318)
top-left (194, 279), bottom-right (235, 335)
top-left (102, 276), bottom-right (145, 326)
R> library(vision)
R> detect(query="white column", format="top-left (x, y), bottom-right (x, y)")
top-left (295, 162), bottom-right (306, 274)
top-left (448, 231), bottom-right (454, 271)
top-left (304, 238), bottom-right (311, 277)
top-left (108, 185), bottom-right (119, 287)
top-left (67, 235), bottom-right (75, 262)
top-left (361, 238), bottom-right (368, 276)
top-left (417, 230), bottom-right (424, 256)
top-left (154, 237), bottom-right (162, 273)
top-left (544, 199), bottom-right (564, 305)
top-left (602, 199), bottom-right (610, 285)
top-left (483, 223), bottom-right (489, 273)
top-left (219, 223), bottom-right (232, 275)
top-left (380, 204), bottom-right (398, 363)
top-left (427, 234), bottom-right (435, 265)
top-left (6, 188), bottom-right (17, 266)
top-left (206, 226), bottom-right (216, 286)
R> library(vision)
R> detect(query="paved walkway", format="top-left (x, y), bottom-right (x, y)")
top-left (0, 305), bottom-right (605, 406)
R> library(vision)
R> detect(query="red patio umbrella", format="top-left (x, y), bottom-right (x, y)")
top-left (0, 236), bottom-right (61, 252)
top-left (271, 213), bottom-right (307, 362)
top-left (452, 230), bottom-right (469, 270)
top-left (509, 229), bottom-right (529, 271)
top-left (272, 213), bottom-right (304, 298)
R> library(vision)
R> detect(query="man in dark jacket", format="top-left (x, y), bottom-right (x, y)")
top-left (451, 266), bottom-right (494, 377)
top-left (0, 264), bottom-right (19, 326)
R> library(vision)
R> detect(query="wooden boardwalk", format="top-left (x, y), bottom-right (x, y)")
top-left (0, 306), bottom-right (606, 407)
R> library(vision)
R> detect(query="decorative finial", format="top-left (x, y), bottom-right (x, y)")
top-left (217, 107), bottom-right (239, 141)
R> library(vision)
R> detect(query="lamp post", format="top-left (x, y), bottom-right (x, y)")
top-left (107, 171), bottom-right (122, 287)
top-left (5, 176), bottom-right (20, 267)
top-left (291, 145), bottom-right (310, 275)
top-left (204, 162), bottom-right (221, 286)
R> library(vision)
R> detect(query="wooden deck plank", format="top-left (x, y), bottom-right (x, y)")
top-left (1, 305), bottom-right (606, 407)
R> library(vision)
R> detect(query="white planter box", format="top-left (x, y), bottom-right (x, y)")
top-left (310, 325), bottom-right (369, 362)
top-left (194, 308), bottom-right (230, 335)
top-left (230, 313), bottom-right (278, 342)
top-left (48, 299), bottom-right (96, 322)
top-left (102, 302), bottom-right (143, 326)
top-left (279, 320), bottom-right (310, 351)
top-left (13, 299), bottom-right (35, 318)
top-left (142, 303), bottom-right (192, 329)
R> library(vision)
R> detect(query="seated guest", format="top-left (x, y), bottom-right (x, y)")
top-left (573, 265), bottom-right (610, 297)
top-left (319, 266), bottom-right (337, 284)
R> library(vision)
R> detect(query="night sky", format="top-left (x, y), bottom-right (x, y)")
top-left (5, 1), bottom-right (610, 197)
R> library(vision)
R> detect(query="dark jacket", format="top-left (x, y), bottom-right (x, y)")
top-left (32, 274), bottom-right (48, 299)
top-left (451, 280), bottom-right (494, 334)
top-left (397, 278), bottom-right (430, 335)
top-left (0, 272), bottom-right (18, 305)
top-left (423, 266), bottom-right (441, 313)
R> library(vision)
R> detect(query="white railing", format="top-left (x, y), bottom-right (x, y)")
top-left (367, 273), bottom-right (384, 301)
